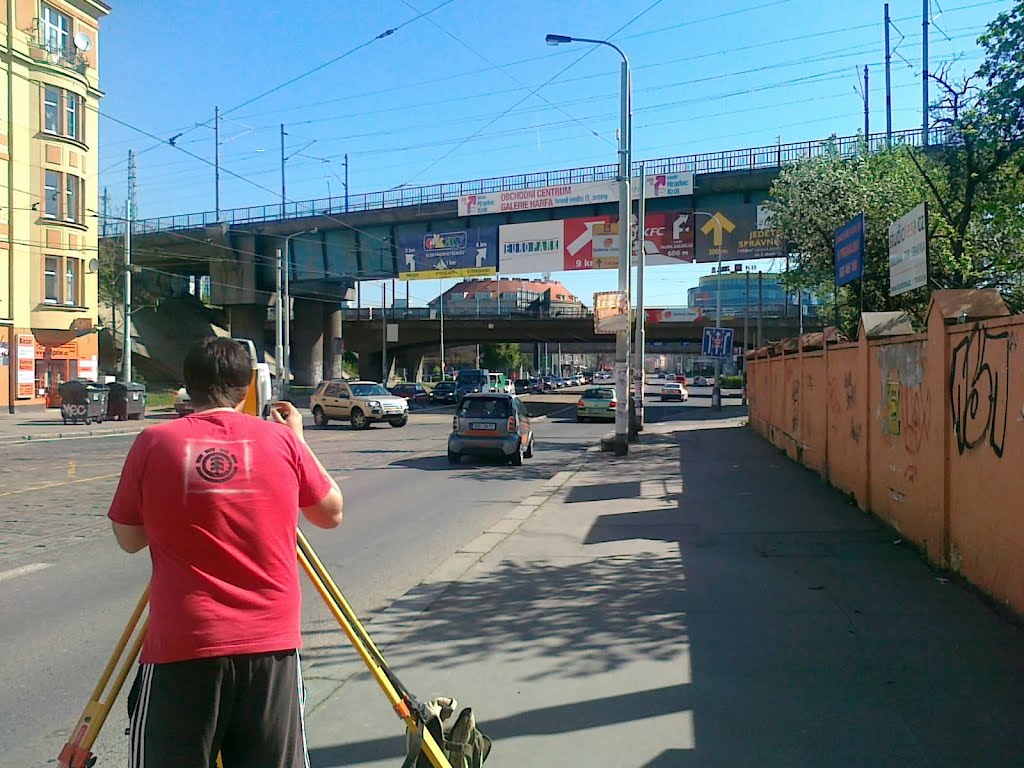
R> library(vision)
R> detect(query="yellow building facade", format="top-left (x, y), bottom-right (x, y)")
top-left (0, 0), bottom-right (108, 411)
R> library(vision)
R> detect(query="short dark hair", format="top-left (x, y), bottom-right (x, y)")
top-left (183, 337), bottom-right (252, 408)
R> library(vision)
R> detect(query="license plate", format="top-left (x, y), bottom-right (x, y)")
top-left (470, 422), bottom-right (496, 430)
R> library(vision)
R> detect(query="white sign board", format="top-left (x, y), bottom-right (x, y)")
top-left (459, 181), bottom-right (616, 217)
top-left (641, 171), bottom-right (694, 199)
top-left (888, 202), bottom-right (928, 296)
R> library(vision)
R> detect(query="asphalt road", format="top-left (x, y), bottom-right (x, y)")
top-left (0, 391), bottom-right (737, 767)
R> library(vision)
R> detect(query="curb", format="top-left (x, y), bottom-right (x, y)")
top-left (0, 423), bottom-right (149, 443)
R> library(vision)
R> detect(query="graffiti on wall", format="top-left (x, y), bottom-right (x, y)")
top-left (902, 387), bottom-right (931, 457)
top-left (949, 324), bottom-right (1015, 458)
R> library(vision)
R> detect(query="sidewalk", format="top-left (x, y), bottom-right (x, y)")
top-left (302, 417), bottom-right (1024, 767)
top-left (0, 409), bottom-right (171, 442)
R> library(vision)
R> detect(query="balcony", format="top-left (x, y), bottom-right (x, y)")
top-left (24, 29), bottom-right (88, 75)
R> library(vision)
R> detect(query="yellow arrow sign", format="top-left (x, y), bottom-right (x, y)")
top-left (700, 212), bottom-right (736, 247)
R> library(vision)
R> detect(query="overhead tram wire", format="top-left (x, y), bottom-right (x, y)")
top-left (97, 0), bottom-right (460, 179)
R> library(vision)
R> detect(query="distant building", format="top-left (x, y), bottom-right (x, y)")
top-left (687, 271), bottom-right (820, 319)
top-left (429, 277), bottom-right (585, 317)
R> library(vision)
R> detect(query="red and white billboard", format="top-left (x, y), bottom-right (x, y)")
top-left (499, 211), bottom-right (694, 275)
top-left (645, 307), bottom-right (702, 324)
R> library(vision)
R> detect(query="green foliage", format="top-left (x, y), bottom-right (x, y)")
top-left (720, 375), bottom-right (744, 389)
top-left (480, 343), bottom-right (523, 373)
top-left (977, 0), bottom-right (1024, 146)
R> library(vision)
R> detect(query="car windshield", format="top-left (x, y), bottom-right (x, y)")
top-left (583, 388), bottom-right (615, 400)
top-left (435, 382), bottom-right (456, 391)
top-left (351, 384), bottom-right (391, 397)
top-left (664, 383), bottom-right (681, 389)
top-left (458, 397), bottom-right (512, 419)
top-left (458, 373), bottom-right (487, 387)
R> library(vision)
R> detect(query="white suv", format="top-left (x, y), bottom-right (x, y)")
top-left (310, 380), bottom-right (409, 429)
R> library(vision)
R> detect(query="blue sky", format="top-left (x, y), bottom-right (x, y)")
top-left (96, 0), bottom-right (1012, 308)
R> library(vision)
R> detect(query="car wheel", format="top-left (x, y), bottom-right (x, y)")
top-left (510, 445), bottom-right (524, 466)
top-left (350, 408), bottom-right (369, 430)
top-left (447, 450), bottom-right (461, 465)
top-left (389, 415), bottom-right (408, 428)
top-left (524, 438), bottom-right (534, 459)
top-left (312, 406), bottom-right (329, 427)
top-left (576, 413), bottom-right (586, 423)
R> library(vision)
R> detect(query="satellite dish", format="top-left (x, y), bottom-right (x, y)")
top-left (73, 32), bottom-right (92, 51)
top-left (87, 258), bottom-right (99, 273)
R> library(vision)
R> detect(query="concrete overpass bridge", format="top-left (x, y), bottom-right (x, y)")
top-left (105, 128), bottom-right (933, 383)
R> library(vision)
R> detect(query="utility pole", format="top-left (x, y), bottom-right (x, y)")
top-left (884, 3), bottom-right (893, 147)
top-left (122, 150), bottom-right (135, 383)
top-left (280, 123), bottom-right (286, 217)
top-left (381, 282), bottom-right (387, 384)
top-left (214, 106), bottom-right (220, 220)
top-left (344, 153), bottom-right (350, 213)
top-left (101, 187), bottom-right (108, 238)
top-left (922, 0), bottom-right (930, 144)
top-left (439, 279), bottom-right (445, 380)
top-left (743, 269), bottom-right (750, 406)
top-left (757, 271), bottom-right (764, 348)
top-left (632, 160), bottom-right (647, 434)
top-left (274, 248), bottom-right (283, 399)
top-left (863, 65), bottom-right (870, 140)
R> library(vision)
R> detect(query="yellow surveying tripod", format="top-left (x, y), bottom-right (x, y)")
top-left (57, 530), bottom-right (456, 768)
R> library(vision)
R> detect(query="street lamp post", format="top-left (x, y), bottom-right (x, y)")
top-left (282, 228), bottom-right (318, 398)
top-left (439, 278), bottom-right (446, 380)
top-left (691, 210), bottom-right (726, 411)
top-left (633, 161), bottom-right (647, 434)
top-left (546, 33), bottom-right (632, 455)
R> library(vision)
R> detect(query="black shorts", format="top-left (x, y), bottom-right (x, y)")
top-left (126, 650), bottom-right (309, 768)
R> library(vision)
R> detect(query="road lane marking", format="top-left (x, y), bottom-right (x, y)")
top-left (0, 563), bottom-right (52, 583)
top-left (0, 472), bottom-right (122, 497)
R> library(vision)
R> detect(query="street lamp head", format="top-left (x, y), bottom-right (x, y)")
top-left (545, 34), bottom-right (572, 46)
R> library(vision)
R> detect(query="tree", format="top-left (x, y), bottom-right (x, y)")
top-left (480, 343), bottom-right (523, 373)
top-left (977, 0), bottom-right (1024, 147)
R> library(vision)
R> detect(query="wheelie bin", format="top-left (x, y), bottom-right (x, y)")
top-left (107, 382), bottom-right (146, 421)
top-left (59, 380), bottom-right (109, 425)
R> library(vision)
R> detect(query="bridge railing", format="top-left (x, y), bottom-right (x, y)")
top-left (111, 127), bottom-right (945, 237)
top-left (342, 305), bottom-right (595, 321)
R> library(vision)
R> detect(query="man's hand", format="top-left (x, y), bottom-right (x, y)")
top-left (271, 400), bottom-right (305, 442)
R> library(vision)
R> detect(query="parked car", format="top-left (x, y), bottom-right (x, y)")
top-left (576, 386), bottom-right (617, 422)
top-left (448, 393), bottom-right (534, 466)
top-left (310, 380), bottom-right (409, 429)
top-left (174, 386), bottom-right (194, 417)
top-left (513, 379), bottom-right (531, 395)
top-left (389, 382), bottom-right (429, 409)
top-left (693, 376), bottom-right (710, 387)
top-left (429, 380), bottom-right (461, 404)
top-left (660, 382), bottom-right (689, 402)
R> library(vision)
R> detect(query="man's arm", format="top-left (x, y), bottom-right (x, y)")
top-left (111, 522), bottom-right (149, 553)
top-left (272, 402), bottom-right (343, 529)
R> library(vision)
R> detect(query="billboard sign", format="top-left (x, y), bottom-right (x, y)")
top-left (694, 205), bottom-right (783, 262)
top-left (702, 327), bottom-right (734, 358)
top-left (16, 333), bottom-right (34, 398)
top-left (645, 307), bottom-right (702, 324)
top-left (459, 180), bottom-right (616, 217)
top-left (834, 213), bottom-right (865, 287)
top-left (889, 202), bottom-right (928, 296)
top-left (642, 171), bottom-right (694, 199)
top-left (640, 211), bottom-right (695, 263)
top-left (594, 291), bottom-right (629, 334)
top-left (398, 227), bottom-right (498, 280)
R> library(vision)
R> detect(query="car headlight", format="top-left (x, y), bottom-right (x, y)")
top-left (367, 400), bottom-right (381, 408)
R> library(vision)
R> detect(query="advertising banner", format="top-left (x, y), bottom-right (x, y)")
top-left (594, 291), bottom-right (629, 334)
top-left (459, 181), bottom-right (616, 217)
top-left (398, 227), bottom-right (498, 280)
top-left (645, 307), bottom-right (702, 324)
top-left (694, 204), bottom-right (783, 262)
top-left (499, 211), bottom-right (695, 275)
top-left (834, 213), bottom-right (865, 287)
top-left (643, 171), bottom-right (694, 199)
top-left (889, 202), bottom-right (928, 296)
top-left (16, 334), bottom-right (35, 398)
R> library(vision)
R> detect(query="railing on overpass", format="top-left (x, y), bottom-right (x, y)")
top-left (342, 305), bottom-right (595, 321)
top-left (112, 127), bottom-right (946, 237)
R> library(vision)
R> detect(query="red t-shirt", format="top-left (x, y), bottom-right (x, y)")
top-left (108, 410), bottom-right (333, 664)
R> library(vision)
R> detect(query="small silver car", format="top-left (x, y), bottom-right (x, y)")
top-left (448, 393), bottom-right (534, 466)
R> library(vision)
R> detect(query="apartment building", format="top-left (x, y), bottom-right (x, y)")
top-left (0, 0), bottom-right (109, 411)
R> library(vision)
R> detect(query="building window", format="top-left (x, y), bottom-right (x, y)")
top-left (65, 175), bottom-right (80, 223)
top-left (44, 170), bottom-right (60, 218)
top-left (65, 257), bottom-right (80, 306)
top-left (40, 4), bottom-right (71, 56)
top-left (44, 86), bottom-right (60, 133)
top-left (44, 255), bottom-right (59, 303)
top-left (65, 92), bottom-right (79, 140)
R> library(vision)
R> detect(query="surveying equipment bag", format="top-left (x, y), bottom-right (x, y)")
top-left (403, 697), bottom-right (492, 768)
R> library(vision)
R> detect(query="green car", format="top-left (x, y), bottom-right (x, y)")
top-left (576, 386), bottom-right (617, 422)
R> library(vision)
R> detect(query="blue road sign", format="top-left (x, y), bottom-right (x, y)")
top-left (834, 213), bottom-right (865, 287)
top-left (702, 327), bottom-right (734, 358)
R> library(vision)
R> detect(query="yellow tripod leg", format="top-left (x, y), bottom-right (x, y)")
top-left (298, 547), bottom-right (453, 768)
top-left (59, 586), bottom-right (150, 768)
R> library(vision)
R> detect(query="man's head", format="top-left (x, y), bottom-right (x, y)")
top-left (183, 337), bottom-right (251, 410)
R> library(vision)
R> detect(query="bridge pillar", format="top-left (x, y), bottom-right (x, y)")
top-left (229, 305), bottom-right (266, 359)
top-left (393, 350), bottom-right (425, 384)
top-left (325, 307), bottom-right (344, 380)
top-left (291, 298), bottom-right (324, 386)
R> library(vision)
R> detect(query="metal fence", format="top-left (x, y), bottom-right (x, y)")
top-left (341, 305), bottom-right (594, 321)
top-left (110, 127), bottom-right (945, 237)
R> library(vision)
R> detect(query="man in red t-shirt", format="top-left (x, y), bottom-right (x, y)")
top-left (108, 337), bottom-right (343, 768)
